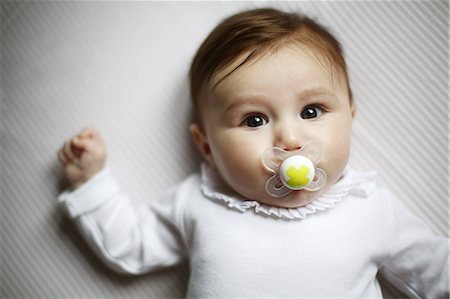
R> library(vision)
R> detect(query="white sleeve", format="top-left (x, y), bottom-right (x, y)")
top-left (379, 190), bottom-right (449, 299)
top-left (58, 167), bottom-right (187, 275)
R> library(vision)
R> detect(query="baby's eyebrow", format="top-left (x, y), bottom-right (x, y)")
top-left (225, 96), bottom-right (268, 112)
top-left (225, 88), bottom-right (336, 111)
top-left (298, 87), bottom-right (336, 99)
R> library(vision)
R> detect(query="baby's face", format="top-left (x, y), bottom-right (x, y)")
top-left (195, 46), bottom-right (355, 208)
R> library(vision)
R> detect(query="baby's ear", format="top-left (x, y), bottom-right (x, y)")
top-left (351, 103), bottom-right (357, 119)
top-left (189, 123), bottom-right (215, 167)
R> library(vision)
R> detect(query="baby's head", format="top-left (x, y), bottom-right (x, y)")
top-left (189, 8), bottom-right (356, 208)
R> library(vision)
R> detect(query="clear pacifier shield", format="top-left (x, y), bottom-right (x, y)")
top-left (261, 140), bottom-right (328, 198)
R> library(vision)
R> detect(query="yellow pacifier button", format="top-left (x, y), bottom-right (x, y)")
top-left (280, 155), bottom-right (315, 190)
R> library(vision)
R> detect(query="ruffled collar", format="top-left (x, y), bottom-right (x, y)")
top-left (200, 164), bottom-right (376, 220)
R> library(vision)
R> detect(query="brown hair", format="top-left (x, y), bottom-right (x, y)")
top-left (189, 8), bottom-right (352, 117)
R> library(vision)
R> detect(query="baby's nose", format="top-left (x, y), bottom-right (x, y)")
top-left (274, 123), bottom-right (303, 151)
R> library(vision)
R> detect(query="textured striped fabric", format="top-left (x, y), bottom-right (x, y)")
top-left (2, 1), bottom-right (448, 298)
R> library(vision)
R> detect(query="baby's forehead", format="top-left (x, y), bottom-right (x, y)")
top-left (208, 44), bottom-right (346, 98)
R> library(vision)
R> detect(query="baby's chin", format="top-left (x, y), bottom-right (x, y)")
top-left (253, 189), bottom-right (323, 208)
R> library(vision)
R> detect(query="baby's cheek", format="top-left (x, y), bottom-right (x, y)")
top-left (227, 154), bottom-right (259, 182)
top-left (210, 134), bottom-right (269, 196)
top-left (222, 153), bottom-right (265, 195)
top-left (323, 146), bottom-right (350, 182)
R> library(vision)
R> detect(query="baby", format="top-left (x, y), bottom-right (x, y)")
top-left (58, 8), bottom-right (448, 298)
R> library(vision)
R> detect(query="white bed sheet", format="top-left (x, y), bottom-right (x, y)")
top-left (2, 1), bottom-right (448, 298)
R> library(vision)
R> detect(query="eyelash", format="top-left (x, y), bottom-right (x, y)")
top-left (242, 114), bottom-right (268, 128)
top-left (240, 104), bottom-right (326, 128)
top-left (300, 104), bottom-right (325, 119)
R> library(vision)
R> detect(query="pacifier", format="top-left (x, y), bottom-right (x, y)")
top-left (261, 140), bottom-right (327, 198)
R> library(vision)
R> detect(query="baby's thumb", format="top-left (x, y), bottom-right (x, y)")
top-left (76, 137), bottom-right (104, 156)
top-left (72, 137), bottom-right (86, 149)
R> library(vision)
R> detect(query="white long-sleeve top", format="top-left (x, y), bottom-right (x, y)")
top-left (58, 165), bottom-right (449, 298)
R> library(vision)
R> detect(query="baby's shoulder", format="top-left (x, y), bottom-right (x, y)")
top-left (172, 171), bottom-right (203, 202)
top-left (158, 170), bottom-right (204, 216)
top-left (365, 185), bottom-right (404, 210)
top-left (357, 184), bottom-right (396, 213)
top-left (357, 184), bottom-right (421, 230)
top-left (335, 178), bottom-right (397, 227)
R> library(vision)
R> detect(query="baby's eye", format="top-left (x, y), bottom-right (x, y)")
top-left (301, 105), bottom-right (323, 119)
top-left (243, 114), bottom-right (268, 128)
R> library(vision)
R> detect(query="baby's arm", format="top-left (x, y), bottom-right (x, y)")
top-left (57, 129), bottom-right (186, 274)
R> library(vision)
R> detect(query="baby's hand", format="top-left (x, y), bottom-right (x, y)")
top-left (58, 128), bottom-right (107, 190)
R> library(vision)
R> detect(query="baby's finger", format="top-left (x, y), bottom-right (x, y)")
top-left (77, 137), bottom-right (104, 156)
top-left (70, 138), bottom-right (85, 158)
top-left (63, 141), bottom-right (77, 163)
top-left (58, 149), bottom-right (69, 165)
top-left (71, 136), bottom-right (86, 148)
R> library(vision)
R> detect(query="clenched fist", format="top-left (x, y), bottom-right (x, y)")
top-left (58, 128), bottom-right (107, 190)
